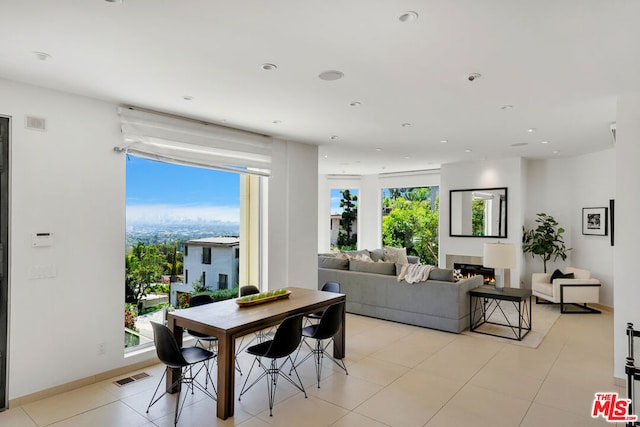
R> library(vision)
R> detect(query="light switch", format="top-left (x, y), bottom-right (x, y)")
top-left (32, 232), bottom-right (54, 247)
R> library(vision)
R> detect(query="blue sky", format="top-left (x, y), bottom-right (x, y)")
top-left (126, 156), bottom-right (240, 224)
top-left (330, 188), bottom-right (358, 215)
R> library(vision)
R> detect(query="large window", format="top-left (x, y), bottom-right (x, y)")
top-left (330, 188), bottom-right (358, 250)
top-left (381, 186), bottom-right (439, 265)
top-left (125, 156), bottom-right (241, 350)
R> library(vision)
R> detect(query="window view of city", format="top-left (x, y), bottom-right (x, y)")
top-left (125, 156), bottom-right (240, 349)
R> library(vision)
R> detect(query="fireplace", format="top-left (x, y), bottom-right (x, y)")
top-left (454, 262), bottom-right (495, 284)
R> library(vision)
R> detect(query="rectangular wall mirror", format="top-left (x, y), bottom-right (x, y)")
top-left (450, 187), bottom-right (507, 238)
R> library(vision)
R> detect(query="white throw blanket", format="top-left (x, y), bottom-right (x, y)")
top-left (397, 264), bottom-right (434, 284)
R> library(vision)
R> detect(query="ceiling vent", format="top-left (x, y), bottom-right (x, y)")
top-left (25, 115), bottom-right (46, 132)
top-left (610, 123), bottom-right (616, 145)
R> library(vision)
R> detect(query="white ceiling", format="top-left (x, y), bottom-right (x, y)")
top-left (2, 0), bottom-right (639, 175)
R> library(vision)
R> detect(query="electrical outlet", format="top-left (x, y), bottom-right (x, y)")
top-left (97, 343), bottom-right (106, 355)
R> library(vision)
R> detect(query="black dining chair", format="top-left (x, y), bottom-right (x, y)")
top-left (188, 293), bottom-right (244, 376)
top-left (306, 281), bottom-right (340, 323)
top-left (187, 294), bottom-right (217, 351)
top-left (236, 285), bottom-right (274, 354)
top-left (293, 301), bottom-right (348, 388)
top-left (240, 285), bottom-right (260, 297)
top-left (238, 313), bottom-right (307, 416)
top-left (146, 322), bottom-right (216, 426)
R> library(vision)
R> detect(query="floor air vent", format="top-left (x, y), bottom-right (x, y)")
top-left (113, 372), bottom-right (150, 387)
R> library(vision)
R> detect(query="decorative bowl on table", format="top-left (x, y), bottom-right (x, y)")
top-left (236, 289), bottom-right (291, 307)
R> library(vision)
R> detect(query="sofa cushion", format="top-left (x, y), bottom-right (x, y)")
top-left (428, 268), bottom-right (455, 282)
top-left (383, 246), bottom-right (408, 264)
top-left (550, 269), bottom-right (574, 283)
top-left (318, 256), bottom-right (349, 270)
top-left (407, 255), bottom-right (420, 264)
top-left (349, 259), bottom-right (396, 275)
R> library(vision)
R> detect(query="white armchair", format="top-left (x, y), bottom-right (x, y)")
top-left (531, 267), bottom-right (601, 313)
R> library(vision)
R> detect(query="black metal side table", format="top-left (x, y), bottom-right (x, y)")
top-left (469, 285), bottom-right (532, 341)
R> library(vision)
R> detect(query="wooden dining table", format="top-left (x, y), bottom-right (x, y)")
top-left (166, 286), bottom-right (346, 420)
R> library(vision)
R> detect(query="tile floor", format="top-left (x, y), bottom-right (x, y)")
top-left (0, 305), bottom-right (626, 427)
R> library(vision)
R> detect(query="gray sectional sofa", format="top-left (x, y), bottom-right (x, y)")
top-left (318, 250), bottom-right (483, 333)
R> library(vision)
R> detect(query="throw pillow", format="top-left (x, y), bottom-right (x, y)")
top-left (342, 249), bottom-right (370, 259)
top-left (318, 256), bottom-right (349, 270)
top-left (428, 268), bottom-right (456, 282)
top-left (453, 269), bottom-right (463, 281)
top-left (550, 269), bottom-right (575, 283)
top-left (369, 248), bottom-right (386, 262)
top-left (353, 253), bottom-right (373, 262)
top-left (318, 252), bottom-right (338, 258)
top-left (407, 255), bottom-right (420, 265)
top-left (383, 246), bottom-right (408, 264)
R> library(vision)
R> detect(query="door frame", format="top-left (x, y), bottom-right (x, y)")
top-left (0, 115), bottom-right (10, 410)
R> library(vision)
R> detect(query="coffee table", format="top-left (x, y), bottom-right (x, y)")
top-left (469, 285), bottom-right (532, 341)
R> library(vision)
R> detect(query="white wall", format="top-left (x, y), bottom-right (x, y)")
top-left (268, 140), bottom-right (318, 290)
top-left (1, 79), bottom-right (127, 398)
top-left (614, 93), bottom-right (640, 379)
top-left (524, 150), bottom-right (615, 307)
top-left (1, 78), bottom-right (320, 399)
top-left (439, 158), bottom-right (525, 285)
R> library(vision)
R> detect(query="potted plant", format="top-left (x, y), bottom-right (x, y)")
top-left (522, 213), bottom-right (572, 273)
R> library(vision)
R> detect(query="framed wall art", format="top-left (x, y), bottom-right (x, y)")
top-left (582, 207), bottom-right (608, 236)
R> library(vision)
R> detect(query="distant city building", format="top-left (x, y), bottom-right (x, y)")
top-left (171, 236), bottom-right (240, 305)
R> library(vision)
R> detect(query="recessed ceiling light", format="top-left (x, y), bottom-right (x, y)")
top-left (32, 51), bottom-right (51, 61)
top-left (527, 128), bottom-right (536, 133)
top-left (104, 0), bottom-right (123, 3)
top-left (330, 135), bottom-right (339, 140)
top-left (500, 104), bottom-right (514, 110)
top-left (272, 120), bottom-right (282, 124)
top-left (404, 156), bottom-right (411, 159)
top-left (440, 139), bottom-right (448, 144)
top-left (540, 140), bottom-right (550, 144)
top-left (375, 148), bottom-right (382, 152)
top-left (468, 73), bottom-right (482, 82)
top-left (401, 123), bottom-right (411, 127)
top-left (349, 101), bottom-right (362, 107)
top-left (465, 149), bottom-right (472, 153)
top-left (552, 150), bottom-right (560, 154)
top-left (511, 142), bottom-right (528, 147)
top-left (261, 63), bottom-right (277, 71)
top-left (324, 155), bottom-right (329, 159)
top-left (318, 70), bottom-right (344, 81)
top-left (182, 95), bottom-right (193, 101)
top-left (398, 11), bottom-right (419, 22)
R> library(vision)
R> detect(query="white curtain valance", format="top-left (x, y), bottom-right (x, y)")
top-left (117, 107), bottom-right (272, 176)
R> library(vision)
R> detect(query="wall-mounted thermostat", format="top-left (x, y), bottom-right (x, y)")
top-left (32, 232), bottom-right (54, 247)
